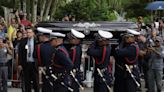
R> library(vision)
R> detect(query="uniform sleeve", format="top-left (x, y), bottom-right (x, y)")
top-left (56, 51), bottom-right (73, 71)
top-left (115, 46), bottom-right (135, 57)
top-left (87, 45), bottom-right (101, 57)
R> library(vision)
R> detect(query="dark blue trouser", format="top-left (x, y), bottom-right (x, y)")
top-left (93, 70), bottom-right (112, 92)
top-left (53, 74), bottom-right (72, 92)
top-left (114, 76), bottom-right (137, 92)
top-left (94, 80), bottom-right (109, 92)
top-left (42, 75), bottom-right (54, 92)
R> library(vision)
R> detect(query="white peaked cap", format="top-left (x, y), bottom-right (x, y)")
top-left (37, 27), bottom-right (52, 33)
top-left (50, 32), bottom-right (66, 38)
top-left (98, 30), bottom-right (113, 39)
top-left (71, 29), bottom-right (85, 38)
top-left (127, 29), bottom-right (140, 35)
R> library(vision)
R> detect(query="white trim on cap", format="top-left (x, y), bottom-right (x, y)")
top-left (127, 29), bottom-right (140, 35)
top-left (50, 32), bottom-right (66, 38)
top-left (71, 29), bottom-right (85, 38)
top-left (98, 30), bottom-right (113, 39)
top-left (37, 27), bottom-right (52, 33)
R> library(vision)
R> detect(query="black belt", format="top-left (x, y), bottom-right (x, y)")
top-left (127, 65), bottom-right (137, 70)
top-left (54, 73), bottom-right (66, 78)
top-left (0, 63), bottom-right (7, 66)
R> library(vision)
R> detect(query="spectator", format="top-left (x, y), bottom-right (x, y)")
top-left (137, 34), bottom-right (149, 88)
top-left (18, 28), bottom-right (39, 92)
top-left (22, 30), bottom-right (27, 38)
top-left (62, 14), bottom-right (69, 21)
top-left (12, 31), bottom-right (23, 87)
top-left (15, 11), bottom-right (32, 27)
top-left (0, 37), bottom-right (13, 92)
top-left (152, 18), bottom-right (160, 30)
top-left (147, 37), bottom-right (164, 92)
top-left (137, 16), bottom-right (145, 31)
top-left (147, 30), bottom-right (159, 47)
top-left (72, 15), bottom-right (76, 22)
top-left (8, 18), bottom-right (18, 41)
top-left (159, 20), bottom-right (164, 40)
top-left (0, 23), bottom-right (7, 38)
top-left (6, 38), bottom-right (14, 80)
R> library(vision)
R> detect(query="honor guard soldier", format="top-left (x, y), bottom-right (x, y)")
top-left (113, 29), bottom-right (140, 92)
top-left (87, 30), bottom-right (113, 92)
top-left (48, 32), bottom-right (74, 92)
top-left (36, 27), bottom-right (54, 92)
top-left (36, 27), bottom-right (53, 66)
top-left (67, 29), bottom-right (85, 92)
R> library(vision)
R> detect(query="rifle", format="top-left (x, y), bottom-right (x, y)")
top-left (40, 67), bottom-right (53, 86)
top-left (40, 67), bottom-right (74, 92)
top-left (125, 64), bottom-right (140, 87)
top-left (97, 68), bottom-right (111, 91)
top-left (70, 71), bottom-right (84, 90)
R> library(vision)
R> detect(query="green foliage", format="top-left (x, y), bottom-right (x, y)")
top-left (0, 0), bottom-right (151, 22)
top-left (127, 16), bottom-right (151, 24)
top-left (143, 16), bottom-right (152, 24)
top-left (0, 0), bottom-right (16, 8)
top-left (54, 0), bottom-right (117, 21)
top-left (124, 0), bottom-right (149, 18)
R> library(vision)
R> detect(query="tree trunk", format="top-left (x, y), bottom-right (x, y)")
top-left (50, 0), bottom-right (59, 21)
top-left (22, 0), bottom-right (26, 13)
top-left (1, 6), bottom-right (9, 26)
top-left (13, 0), bottom-right (19, 9)
top-left (43, 0), bottom-right (52, 21)
top-left (18, 0), bottom-right (22, 10)
top-left (32, 0), bottom-right (38, 23)
top-left (39, 0), bottom-right (46, 21)
top-left (26, 0), bottom-right (31, 20)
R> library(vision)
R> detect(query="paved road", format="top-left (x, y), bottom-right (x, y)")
top-left (7, 87), bottom-right (164, 92)
top-left (7, 80), bottom-right (164, 92)
top-left (8, 88), bottom-right (93, 92)
top-left (7, 86), bottom-right (164, 92)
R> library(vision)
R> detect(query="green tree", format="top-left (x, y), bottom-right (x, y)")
top-left (54, 0), bottom-right (117, 21)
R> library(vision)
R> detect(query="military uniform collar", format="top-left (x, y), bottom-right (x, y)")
top-left (56, 44), bottom-right (64, 49)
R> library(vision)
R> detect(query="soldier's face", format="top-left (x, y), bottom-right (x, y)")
top-left (69, 39), bottom-right (80, 44)
top-left (97, 40), bottom-right (109, 46)
top-left (125, 36), bottom-right (135, 43)
top-left (51, 39), bottom-right (57, 47)
top-left (38, 35), bottom-right (44, 42)
top-left (51, 38), bottom-right (63, 47)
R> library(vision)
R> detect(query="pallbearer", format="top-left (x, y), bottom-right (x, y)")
top-left (67, 29), bottom-right (85, 92)
top-left (36, 27), bottom-right (54, 92)
top-left (87, 30), bottom-right (113, 92)
top-left (113, 29), bottom-right (140, 92)
top-left (50, 32), bottom-right (73, 92)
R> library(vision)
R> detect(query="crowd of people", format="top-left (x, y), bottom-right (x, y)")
top-left (135, 16), bottom-right (164, 92)
top-left (0, 10), bottom-right (164, 92)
